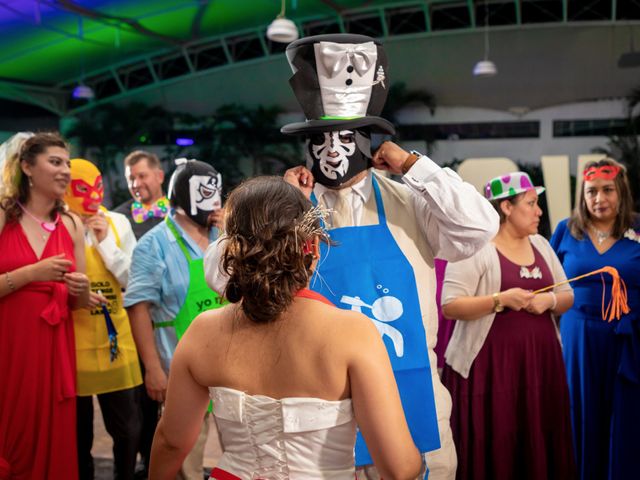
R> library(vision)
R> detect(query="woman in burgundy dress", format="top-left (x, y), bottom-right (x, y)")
top-left (0, 132), bottom-right (90, 479)
top-left (441, 172), bottom-right (576, 480)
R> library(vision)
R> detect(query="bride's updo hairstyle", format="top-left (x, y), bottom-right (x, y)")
top-left (222, 176), bottom-right (328, 324)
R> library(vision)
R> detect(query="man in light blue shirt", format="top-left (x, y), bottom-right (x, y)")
top-left (125, 159), bottom-right (223, 480)
top-left (124, 209), bottom-right (218, 372)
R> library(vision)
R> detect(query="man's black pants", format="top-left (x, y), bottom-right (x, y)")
top-left (77, 387), bottom-right (142, 480)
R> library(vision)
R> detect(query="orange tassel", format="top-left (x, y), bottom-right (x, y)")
top-left (533, 266), bottom-right (630, 322)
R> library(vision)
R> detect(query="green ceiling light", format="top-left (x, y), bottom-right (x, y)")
top-left (266, 0), bottom-right (298, 44)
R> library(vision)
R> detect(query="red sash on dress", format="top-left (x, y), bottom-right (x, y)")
top-left (209, 468), bottom-right (242, 480)
top-left (295, 288), bottom-right (334, 305)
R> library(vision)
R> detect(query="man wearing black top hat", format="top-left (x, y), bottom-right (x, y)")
top-left (282, 34), bottom-right (500, 479)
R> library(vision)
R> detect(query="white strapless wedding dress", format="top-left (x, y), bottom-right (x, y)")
top-left (209, 386), bottom-right (357, 479)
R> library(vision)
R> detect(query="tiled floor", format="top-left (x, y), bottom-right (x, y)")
top-left (93, 397), bottom-right (222, 479)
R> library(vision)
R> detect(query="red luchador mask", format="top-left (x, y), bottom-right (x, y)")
top-left (64, 159), bottom-right (104, 215)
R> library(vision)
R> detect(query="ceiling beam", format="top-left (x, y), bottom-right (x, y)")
top-left (257, 30), bottom-right (270, 56)
top-left (0, 80), bottom-right (67, 116)
top-left (379, 8), bottom-right (389, 37)
top-left (46, 0), bottom-right (184, 46)
top-left (145, 59), bottom-right (159, 83)
top-left (467, 0), bottom-right (476, 28)
top-left (0, 2), bottom-right (109, 48)
top-left (182, 48), bottom-right (196, 74)
top-left (319, 0), bottom-right (352, 14)
top-left (110, 69), bottom-right (126, 93)
top-left (190, 0), bottom-right (212, 40)
top-left (422, 2), bottom-right (432, 32)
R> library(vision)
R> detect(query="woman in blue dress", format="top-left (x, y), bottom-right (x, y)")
top-left (550, 158), bottom-right (640, 480)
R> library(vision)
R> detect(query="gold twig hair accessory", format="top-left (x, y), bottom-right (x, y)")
top-left (295, 205), bottom-right (331, 239)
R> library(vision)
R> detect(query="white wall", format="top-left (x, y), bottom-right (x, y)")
top-left (394, 98), bottom-right (627, 172)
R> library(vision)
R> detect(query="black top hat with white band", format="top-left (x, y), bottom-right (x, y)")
top-left (281, 33), bottom-right (395, 135)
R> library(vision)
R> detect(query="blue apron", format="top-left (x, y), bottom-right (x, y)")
top-left (311, 176), bottom-right (440, 467)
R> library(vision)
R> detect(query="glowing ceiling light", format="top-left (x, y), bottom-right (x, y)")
top-left (266, 0), bottom-right (299, 44)
top-left (176, 137), bottom-right (195, 146)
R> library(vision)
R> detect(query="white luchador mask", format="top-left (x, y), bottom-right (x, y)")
top-left (310, 130), bottom-right (356, 180)
top-left (305, 129), bottom-right (372, 187)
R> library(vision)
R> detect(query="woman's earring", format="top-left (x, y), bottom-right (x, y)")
top-left (27, 176), bottom-right (33, 187)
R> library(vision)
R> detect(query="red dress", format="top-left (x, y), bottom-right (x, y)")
top-left (0, 220), bottom-right (78, 480)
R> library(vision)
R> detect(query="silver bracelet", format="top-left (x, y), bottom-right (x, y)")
top-left (5, 271), bottom-right (15, 292)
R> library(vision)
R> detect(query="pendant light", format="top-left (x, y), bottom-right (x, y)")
top-left (473, 0), bottom-right (497, 77)
top-left (618, 27), bottom-right (640, 68)
top-left (266, 0), bottom-right (299, 44)
top-left (72, 84), bottom-right (95, 100)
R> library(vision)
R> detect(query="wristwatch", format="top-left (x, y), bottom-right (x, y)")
top-left (401, 151), bottom-right (421, 174)
top-left (492, 292), bottom-right (504, 313)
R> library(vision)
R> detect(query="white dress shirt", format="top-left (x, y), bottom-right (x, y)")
top-left (87, 210), bottom-right (137, 287)
top-left (314, 155), bottom-right (499, 262)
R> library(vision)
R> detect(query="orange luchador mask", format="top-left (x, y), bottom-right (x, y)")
top-left (64, 159), bottom-right (104, 216)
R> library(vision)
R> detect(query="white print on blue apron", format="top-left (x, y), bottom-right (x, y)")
top-left (311, 176), bottom-right (440, 468)
top-left (340, 293), bottom-right (405, 356)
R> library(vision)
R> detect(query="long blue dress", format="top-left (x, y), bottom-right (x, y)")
top-left (550, 219), bottom-right (640, 480)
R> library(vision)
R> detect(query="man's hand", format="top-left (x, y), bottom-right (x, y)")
top-left (372, 141), bottom-right (417, 175)
top-left (284, 166), bottom-right (314, 199)
top-left (208, 208), bottom-right (225, 230)
top-left (87, 291), bottom-right (109, 308)
top-left (145, 365), bottom-right (168, 402)
top-left (85, 212), bottom-right (108, 243)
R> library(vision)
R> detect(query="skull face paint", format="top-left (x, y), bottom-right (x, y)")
top-left (305, 129), bottom-right (372, 187)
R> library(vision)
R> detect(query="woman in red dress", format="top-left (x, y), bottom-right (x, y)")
top-left (0, 132), bottom-right (90, 480)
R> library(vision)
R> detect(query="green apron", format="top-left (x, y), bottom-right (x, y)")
top-left (154, 216), bottom-right (224, 339)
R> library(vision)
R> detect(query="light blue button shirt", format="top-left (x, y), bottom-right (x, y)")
top-left (123, 210), bottom-right (218, 372)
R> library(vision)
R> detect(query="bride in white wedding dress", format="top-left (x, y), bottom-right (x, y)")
top-left (149, 176), bottom-right (422, 480)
